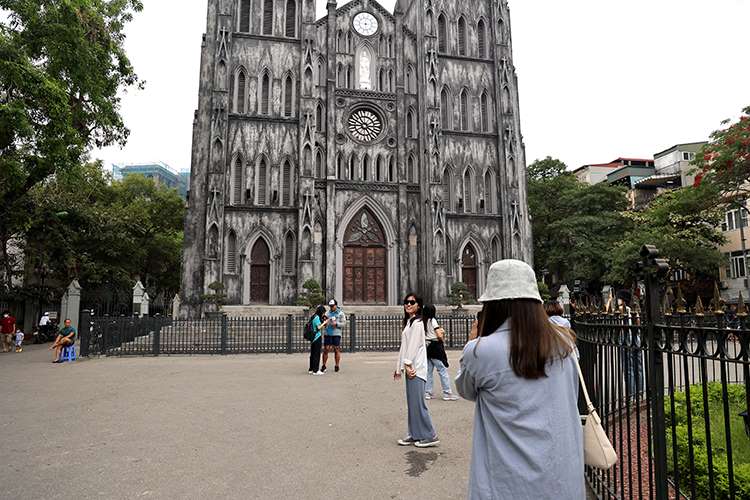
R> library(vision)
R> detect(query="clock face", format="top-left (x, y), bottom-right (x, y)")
top-left (353, 12), bottom-right (379, 36)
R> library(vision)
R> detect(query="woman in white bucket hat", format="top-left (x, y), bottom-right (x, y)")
top-left (455, 260), bottom-right (584, 500)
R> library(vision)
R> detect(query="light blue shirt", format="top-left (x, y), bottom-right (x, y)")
top-left (325, 309), bottom-right (345, 337)
top-left (455, 320), bottom-right (584, 500)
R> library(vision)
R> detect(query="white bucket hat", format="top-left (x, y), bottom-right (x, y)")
top-left (478, 259), bottom-right (542, 303)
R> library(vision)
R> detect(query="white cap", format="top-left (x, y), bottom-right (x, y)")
top-left (478, 259), bottom-right (542, 303)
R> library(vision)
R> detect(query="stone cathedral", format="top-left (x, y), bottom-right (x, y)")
top-left (180, 0), bottom-right (532, 316)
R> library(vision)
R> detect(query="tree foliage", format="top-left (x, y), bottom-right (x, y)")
top-left (23, 164), bottom-right (185, 302)
top-left (692, 105), bottom-right (750, 194)
top-left (0, 0), bottom-right (143, 290)
top-left (527, 157), bottom-right (630, 290)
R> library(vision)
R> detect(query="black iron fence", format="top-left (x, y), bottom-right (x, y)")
top-left (574, 248), bottom-right (750, 499)
top-left (78, 310), bottom-right (476, 357)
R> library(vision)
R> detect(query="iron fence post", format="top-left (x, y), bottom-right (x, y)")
top-left (153, 317), bottom-right (161, 356)
top-left (286, 314), bottom-right (293, 354)
top-left (642, 245), bottom-right (669, 500)
top-left (221, 314), bottom-right (228, 354)
top-left (350, 314), bottom-right (357, 353)
top-left (80, 310), bottom-right (92, 357)
top-left (101, 321), bottom-right (108, 356)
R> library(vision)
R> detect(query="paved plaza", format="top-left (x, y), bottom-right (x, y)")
top-left (1, 345), bottom-right (477, 499)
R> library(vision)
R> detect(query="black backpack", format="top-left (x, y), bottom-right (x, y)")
top-left (303, 316), bottom-right (316, 341)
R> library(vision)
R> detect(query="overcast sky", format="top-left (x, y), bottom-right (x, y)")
top-left (94, 0), bottom-right (750, 172)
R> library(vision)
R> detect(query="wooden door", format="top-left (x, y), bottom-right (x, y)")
top-left (250, 239), bottom-right (270, 303)
top-left (462, 244), bottom-right (478, 299)
top-left (343, 208), bottom-right (387, 304)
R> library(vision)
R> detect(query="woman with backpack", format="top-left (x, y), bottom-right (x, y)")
top-left (309, 305), bottom-right (328, 375)
top-left (422, 305), bottom-right (459, 401)
top-left (456, 260), bottom-right (584, 499)
top-left (394, 293), bottom-right (439, 448)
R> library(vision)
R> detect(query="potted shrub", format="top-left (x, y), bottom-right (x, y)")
top-left (296, 279), bottom-right (325, 312)
top-left (201, 281), bottom-right (226, 318)
top-left (449, 282), bottom-right (474, 311)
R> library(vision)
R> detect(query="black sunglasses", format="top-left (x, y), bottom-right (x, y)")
top-left (403, 300), bottom-right (417, 306)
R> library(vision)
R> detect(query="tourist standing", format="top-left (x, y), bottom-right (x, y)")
top-left (309, 305), bottom-right (327, 375)
top-left (1, 310), bottom-right (16, 353)
top-left (422, 305), bottom-right (458, 401)
top-left (322, 299), bottom-right (346, 373)
top-left (456, 260), bottom-right (584, 499)
top-left (394, 293), bottom-right (439, 448)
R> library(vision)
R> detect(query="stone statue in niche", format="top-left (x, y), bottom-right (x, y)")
top-left (207, 226), bottom-right (218, 258)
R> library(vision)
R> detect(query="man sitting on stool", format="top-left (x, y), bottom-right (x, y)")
top-left (50, 319), bottom-right (76, 363)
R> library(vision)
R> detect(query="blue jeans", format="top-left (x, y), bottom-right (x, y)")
top-left (426, 358), bottom-right (453, 396)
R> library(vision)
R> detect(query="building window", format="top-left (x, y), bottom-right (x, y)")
top-left (284, 233), bottom-right (295, 273)
top-left (316, 103), bottom-right (324, 131)
top-left (316, 150), bottom-right (324, 178)
top-left (723, 208), bottom-right (748, 231)
top-left (226, 231), bottom-right (238, 274)
top-left (682, 152), bottom-right (695, 161)
top-left (261, 72), bottom-right (271, 115)
top-left (282, 160), bottom-right (292, 206)
top-left (480, 91), bottom-right (489, 132)
top-left (408, 155), bottom-right (417, 183)
top-left (235, 70), bottom-right (246, 114)
top-left (477, 19), bottom-right (486, 58)
top-left (233, 156), bottom-right (243, 205)
top-left (440, 87), bottom-right (451, 128)
top-left (239, 0), bottom-right (251, 32)
top-left (438, 14), bottom-right (447, 53)
top-left (457, 17), bottom-right (467, 56)
top-left (284, 75), bottom-right (293, 117)
top-left (285, 0), bottom-right (296, 37)
top-left (388, 156), bottom-right (395, 182)
top-left (349, 154), bottom-right (357, 180)
top-left (484, 171), bottom-right (492, 213)
top-left (263, 0), bottom-right (273, 35)
top-left (406, 109), bottom-right (415, 138)
top-left (463, 169), bottom-right (473, 213)
top-left (730, 252), bottom-right (747, 279)
top-left (459, 90), bottom-right (469, 131)
top-left (318, 59), bottom-right (326, 86)
top-left (256, 157), bottom-right (268, 205)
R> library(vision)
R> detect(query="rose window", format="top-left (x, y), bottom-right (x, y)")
top-left (348, 109), bottom-right (383, 143)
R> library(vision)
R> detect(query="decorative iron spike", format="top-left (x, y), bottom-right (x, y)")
top-left (712, 282), bottom-right (725, 315)
top-left (738, 291), bottom-right (748, 317)
top-left (675, 284), bottom-right (687, 314)
top-left (694, 296), bottom-right (705, 317)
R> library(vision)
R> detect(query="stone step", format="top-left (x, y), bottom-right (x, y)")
top-left (221, 304), bottom-right (482, 318)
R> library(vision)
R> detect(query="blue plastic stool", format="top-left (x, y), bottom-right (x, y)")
top-left (60, 344), bottom-right (77, 362)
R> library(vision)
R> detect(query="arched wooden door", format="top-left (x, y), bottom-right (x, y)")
top-left (462, 244), bottom-right (478, 299)
top-left (249, 239), bottom-right (270, 303)
top-left (343, 208), bottom-right (387, 304)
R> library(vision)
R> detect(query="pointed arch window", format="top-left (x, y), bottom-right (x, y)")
top-left (337, 30), bottom-right (344, 52)
top-left (261, 72), bottom-right (271, 115)
top-left (492, 236), bottom-right (501, 262)
top-left (440, 87), bottom-right (451, 128)
top-left (388, 70), bottom-right (394, 92)
top-left (378, 68), bottom-right (385, 92)
top-left (349, 154), bottom-right (357, 180)
top-left (263, 0), bottom-right (274, 35)
top-left (406, 109), bottom-right (415, 138)
top-left (480, 91), bottom-right (489, 132)
top-left (317, 59), bottom-right (326, 86)
top-left (315, 103), bottom-right (324, 131)
top-left (284, 75), bottom-right (294, 117)
top-left (337, 63), bottom-right (345, 87)
top-left (408, 155), bottom-right (417, 183)
top-left (239, 0), bottom-right (251, 32)
top-left (316, 150), bottom-right (324, 178)
top-left (477, 19), bottom-right (487, 58)
top-left (226, 231), bottom-right (238, 274)
top-left (484, 171), bottom-right (492, 213)
top-left (363, 154), bottom-right (371, 181)
top-left (235, 70), bottom-right (247, 113)
top-left (459, 90), bottom-right (469, 131)
top-left (337, 154), bottom-right (343, 179)
top-left (282, 159), bottom-right (292, 206)
top-left (346, 64), bottom-right (352, 88)
top-left (458, 17), bottom-right (467, 56)
top-left (284, 233), bottom-right (295, 273)
top-left (256, 157), bottom-right (268, 205)
top-left (285, 0), bottom-right (297, 37)
top-left (376, 155), bottom-right (383, 181)
top-left (438, 14), bottom-right (447, 53)
top-left (388, 156), bottom-right (395, 182)
top-left (233, 156), bottom-right (243, 205)
top-left (346, 31), bottom-right (353, 53)
top-left (405, 66), bottom-right (412, 93)
top-left (426, 10), bottom-right (434, 35)
top-left (442, 168), bottom-right (452, 211)
top-left (463, 169), bottom-right (473, 213)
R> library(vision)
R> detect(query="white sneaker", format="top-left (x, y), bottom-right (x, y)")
top-left (442, 394), bottom-right (459, 401)
top-left (308, 370), bottom-right (314, 374)
top-left (425, 393), bottom-right (433, 400)
top-left (314, 371), bottom-right (325, 375)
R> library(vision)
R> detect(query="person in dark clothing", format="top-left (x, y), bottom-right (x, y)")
top-left (422, 305), bottom-right (458, 401)
top-left (309, 305), bottom-right (328, 375)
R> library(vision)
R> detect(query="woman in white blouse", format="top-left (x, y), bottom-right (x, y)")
top-left (394, 293), bottom-right (439, 448)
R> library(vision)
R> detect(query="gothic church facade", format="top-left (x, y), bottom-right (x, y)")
top-left (180, 0), bottom-right (532, 315)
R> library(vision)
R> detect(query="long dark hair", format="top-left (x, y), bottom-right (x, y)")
top-left (402, 293), bottom-right (423, 327)
top-left (422, 304), bottom-right (436, 332)
top-left (315, 305), bottom-right (326, 320)
top-left (479, 299), bottom-right (575, 380)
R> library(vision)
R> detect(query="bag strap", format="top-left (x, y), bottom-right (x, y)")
top-left (555, 327), bottom-right (595, 415)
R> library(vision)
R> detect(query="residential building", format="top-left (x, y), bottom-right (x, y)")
top-left (112, 162), bottom-right (190, 199)
top-left (179, 0), bottom-right (533, 315)
top-left (632, 142), bottom-right (706, 207)
top-left (574, 158), bottom-right (654, 186)
top-left (719, 199), bottom-right (750, 302)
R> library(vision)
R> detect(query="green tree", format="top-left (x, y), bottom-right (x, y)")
top-left (607, 183), bottom-right (725, 283)
top-left (0, 0), bottom-right (143, 290)
top-left (296, 279), bottom-right (325, 309)
top-left (527, 157), bottom-right (630, 290)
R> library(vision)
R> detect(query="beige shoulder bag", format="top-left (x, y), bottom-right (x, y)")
top-left (571, 353), bottom-right (618, 469)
